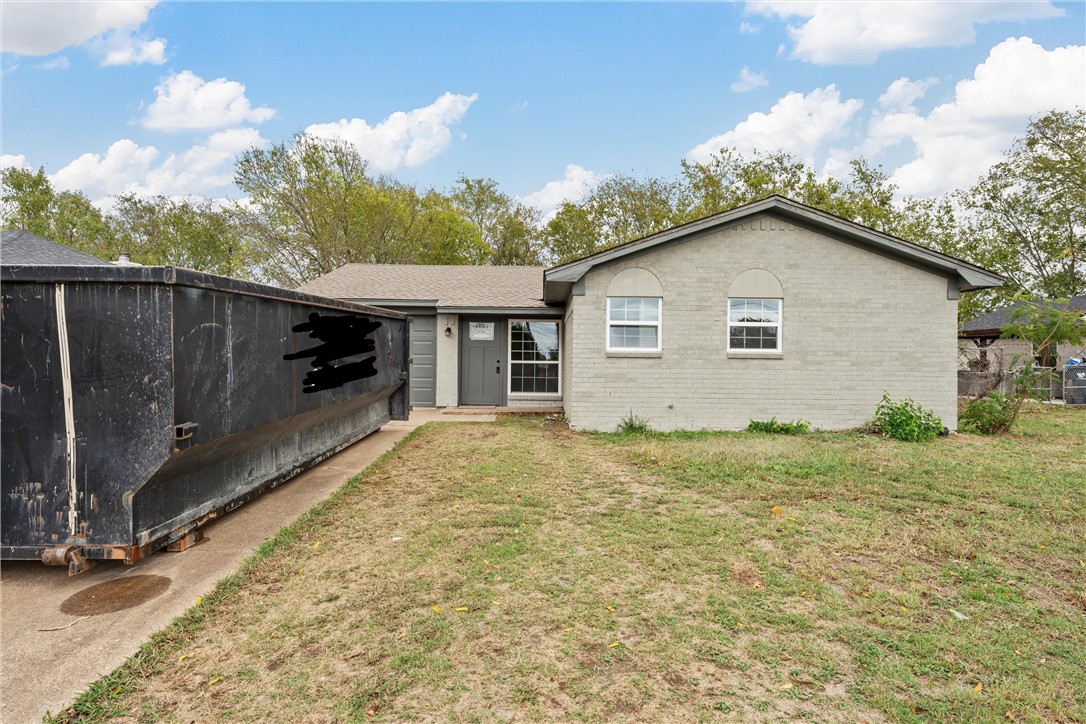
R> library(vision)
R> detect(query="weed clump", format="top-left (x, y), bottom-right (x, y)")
top-left (959, 392), bottom-right (1017, 434)
top-left (872, 393), bottom-right (943, 441)
top-left (747, 417), bottom-right (810, 434)
top-left (616, 411), bottom-right (651, 435)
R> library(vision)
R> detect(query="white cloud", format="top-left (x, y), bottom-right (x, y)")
top-left (730, 67), bottom-right (768, 93)
top-left (51, 140), bottom-right (160, 199)
top-left (1, 154), bottom-right (29, 170)
top-left (142, 71), bottom-right (276, 131)
top-left (0, 0), bottom-right (157, 55)
top-left (687, 84), bottom-right (864, 164)
top-left (35, 57), bottom-right (71, 71)
top-left (878, 77), bottom-right (938, 112)
top-left (747, 0), bottom-right (1063, 64)
top-left (49, 129), bottom-right (266, 204)
top-left (882, 37), bottom-right (1085, 197)
top-left (305, 92), bottom-right (478, 173)
top-left (520, 164), bottom-right (605, 220)
top-left (738, 22), bottom-right (760, 34)
top-left (95, 30), bottom-right (166, 66)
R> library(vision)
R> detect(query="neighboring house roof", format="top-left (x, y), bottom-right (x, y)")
top-left (960, 295), bottom-right (1086, 337)
top-left (543, 195), bottom-right (1004, 302)
top-left (1, 230), bottom-right (109, 266)
top-left (295, 264), bottom-right (555, 313)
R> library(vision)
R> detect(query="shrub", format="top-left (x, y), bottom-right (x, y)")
top-left (747, 417), bottom-right (810, 434)
top-left (616, 411), bottom-right (651, 435)
top-left (959, 392), bottom-right (1016, 434)
top-left (872, 393), bottom-right (943, 442)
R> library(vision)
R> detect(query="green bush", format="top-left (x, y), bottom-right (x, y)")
top-left (959, 393), bottom-right (1016, 434)
top-left (747, 417), bottom-right (810, 434)
top-left (616, 411), bottom-right (651, 435)
top-left (873, 393), bottom-right (943, 442)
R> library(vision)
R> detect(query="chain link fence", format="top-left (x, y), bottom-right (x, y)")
top-left (957, 345), bottom-right (1086, 404)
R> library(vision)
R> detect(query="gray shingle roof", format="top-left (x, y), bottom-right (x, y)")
top-left (296, 264), bottom-right (551, 309)
top-left (961, 295), bottom-right (1086, 335)
top-left (1, 230), bottom-right (108, 266)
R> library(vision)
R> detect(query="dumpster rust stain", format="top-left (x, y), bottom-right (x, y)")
top-left (60, 575), bottom-right (171, 616)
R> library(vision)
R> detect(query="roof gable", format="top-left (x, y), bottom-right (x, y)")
top-left (544, 196), bottom-right (1003, 302)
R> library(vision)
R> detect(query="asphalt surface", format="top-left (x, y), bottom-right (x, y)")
top-left (0, 410), bottom-right (494, 724)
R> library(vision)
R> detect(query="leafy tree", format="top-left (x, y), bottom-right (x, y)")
top-left (542, 174), bottom-right (683, 264)
top-left (109, 194), bottom-right (252, 277)
top-left (234, 135), bottom-right (495, 286)
top-left (450, 176), bottom-right (541, 265)
top-left (998, 298), bottom-right (1086, 429)
top-left (1, 167), bottom-right (114, 258)
top-left (959, 108), bottom-right (1085, 306)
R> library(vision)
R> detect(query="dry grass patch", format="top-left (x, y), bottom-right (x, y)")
top-left (55, 406), bottom-right (1085, 722)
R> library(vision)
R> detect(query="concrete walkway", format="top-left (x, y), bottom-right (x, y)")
top-left (0, 409), bottom-right (493, 724)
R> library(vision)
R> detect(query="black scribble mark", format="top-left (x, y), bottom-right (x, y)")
top-left (284, 312), bottom-right (382, 393)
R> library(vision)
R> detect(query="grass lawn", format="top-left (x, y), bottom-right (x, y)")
top-left (58, 405), bottom-right (1085, 722)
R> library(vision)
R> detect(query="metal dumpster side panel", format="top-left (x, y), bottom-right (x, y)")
top-left (128, 284), bottom-right (408, 546)
top-left (1, 265), bottom-right (409, 563)
top-left (132, 389), bottom-right (392, 546)
top-left (1, 279), bottom-right (176, 555)
top-left (1, 283), bottom-right (77, 554)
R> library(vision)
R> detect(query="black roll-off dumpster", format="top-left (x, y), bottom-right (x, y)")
top-left (1, 265), bottom-right (409, 573)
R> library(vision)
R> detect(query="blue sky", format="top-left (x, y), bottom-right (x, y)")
top-left (2, 2), bottom-right (1084, 214)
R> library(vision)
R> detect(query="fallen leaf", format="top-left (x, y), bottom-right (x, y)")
top-left (771, 506), bottom-right (782, 516)
top-left (606, 605), bottom-right (616, 611)
top-left (781, 682), bottom-right (794, 690)
top-left (178, 653), bottom-right (191, 663)
top-left (562, 627), bottom-right (573, 632)
top-left (974, 682), bottom-right (983, 692)
top-left (112, 685), bottom-right (122, 696)
top-left (431, 606), bottom-right (442, 612)
top-left (609, 642), bottom-right (621, 648)
top-left (194, 597), bottom-right (203, 605)
top-left (209, 676), bottom-right (223, 685)
top-left (786, 516), bottom-right (798, 522)
top-left (455, 607), bottom-right (468, 612)
top-left (1006, 712), bottom-right (1015, 720)
top-left (312, 541), bottom-right (321, 548)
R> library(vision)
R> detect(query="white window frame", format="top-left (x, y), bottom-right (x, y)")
top-left (606, 297), bottom-right (662, 352)
top-left (727, 298), bottom-right (782, 353)
top-left (507, 319), bottom-right (562, 397)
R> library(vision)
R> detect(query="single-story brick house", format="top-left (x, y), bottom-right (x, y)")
top-left (298, 196), bottom-right (1003, 431)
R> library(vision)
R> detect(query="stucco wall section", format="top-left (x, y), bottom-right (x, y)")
top-left (435, 313), bottom-right (459, 407)
top-left (565, 213), bottom-right (959, 431)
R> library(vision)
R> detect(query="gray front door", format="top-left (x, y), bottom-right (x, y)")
top-left (408, 316), bottom-right (436, 407)
top-left (461, 318), bottom-right (503, 405)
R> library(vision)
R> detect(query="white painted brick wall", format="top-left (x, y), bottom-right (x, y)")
top-left (565, 214), bottom-right (960, 431)
top-left (435, 313), bottom-right (459, 407)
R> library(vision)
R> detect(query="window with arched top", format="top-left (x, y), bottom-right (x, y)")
top-left (606, 268), bottom-right (663, 351)
top-left (727, 269), bottom-right (783, 353)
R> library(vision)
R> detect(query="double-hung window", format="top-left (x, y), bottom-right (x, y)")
top-left (509, 321), bottom-right (560, 395)
top-left (728, 299), bottom-right (781, 352)
top-left (607, 297), bottom-right (661, 351)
